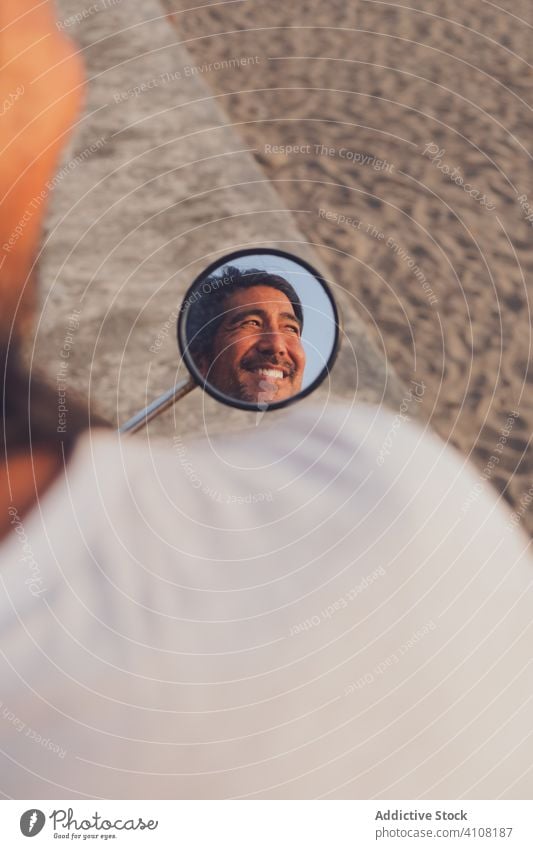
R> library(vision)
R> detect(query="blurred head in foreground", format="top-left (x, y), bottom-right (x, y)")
top-left (0, 1), bottom-right (94, 455)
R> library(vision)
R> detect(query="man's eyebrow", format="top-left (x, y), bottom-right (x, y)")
top-left (226, 308), bottom-right (302, 328)
top-left (226, 307), bottom-right (268, 326)
top-left (280, 311), bottom-right (302, 327)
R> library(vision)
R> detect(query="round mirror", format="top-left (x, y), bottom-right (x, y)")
top-left (177, 249), bottom-right (341, 412)
top-left (120, 249), bottom-right (341, 433)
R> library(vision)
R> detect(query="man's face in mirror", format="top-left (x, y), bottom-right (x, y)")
top-left (199, 285), bottom-right (306, 404)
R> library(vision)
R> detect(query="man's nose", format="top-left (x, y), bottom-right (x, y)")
top-left (255, 331), bottom-right (288, 357)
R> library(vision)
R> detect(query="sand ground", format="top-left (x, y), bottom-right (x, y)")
top-left (38, 0), bottom-right (533, 535)
top-left (39, 0), bottom-right (404, 445)
top-left (165, 0), bottom-right (533, 535)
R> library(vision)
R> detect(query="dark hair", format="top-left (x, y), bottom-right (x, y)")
top-left (1, 334), bottom-right (107, 457)
top-left (185, 266), bottom-right (304, 361)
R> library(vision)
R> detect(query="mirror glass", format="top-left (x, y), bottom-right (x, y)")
top-left (178, 249), bottom-right (340, 411)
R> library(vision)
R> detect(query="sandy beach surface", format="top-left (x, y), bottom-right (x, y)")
top-left (37, 0), bottom-right (533, 536)
top-left (166, 0), bottom-right (533, 536)
top-left (39, 0), bottom-right (404, 446)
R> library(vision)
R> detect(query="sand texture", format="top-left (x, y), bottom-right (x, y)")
top-left (165, 0), bottom-right (533, 535)
top-left (37, 0), bottom-right (404, 448)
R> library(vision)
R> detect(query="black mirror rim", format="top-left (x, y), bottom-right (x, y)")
top-left (177, 248), bottom-right (342, 413)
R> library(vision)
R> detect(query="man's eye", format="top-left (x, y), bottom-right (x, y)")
top-left (242, 319), bottom-right (261, 327)
top-left (286, 325), bottom-right (300, 335)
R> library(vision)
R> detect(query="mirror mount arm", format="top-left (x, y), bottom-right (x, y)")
top-left (119, 377), bottom-right (197, 435)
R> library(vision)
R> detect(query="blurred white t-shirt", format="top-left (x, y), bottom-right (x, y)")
top-left (0, 403), bottom-right (531, 799)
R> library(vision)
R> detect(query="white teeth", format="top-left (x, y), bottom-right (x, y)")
top-left (257, 368), bottom-right (284, 379)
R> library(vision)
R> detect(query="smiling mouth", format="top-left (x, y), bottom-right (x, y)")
top-left (242, 362), bottom-right (294, 381)
top-left (235, 362), bottom-right (299, 403)
top-left (256, 367), bottom-right (285, 380)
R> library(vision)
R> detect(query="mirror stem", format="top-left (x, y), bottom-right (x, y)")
top-left (119, 377), bottom-right (196, 434)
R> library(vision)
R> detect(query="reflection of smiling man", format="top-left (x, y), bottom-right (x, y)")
top-left (187, 267), bottom-right (306, 404)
